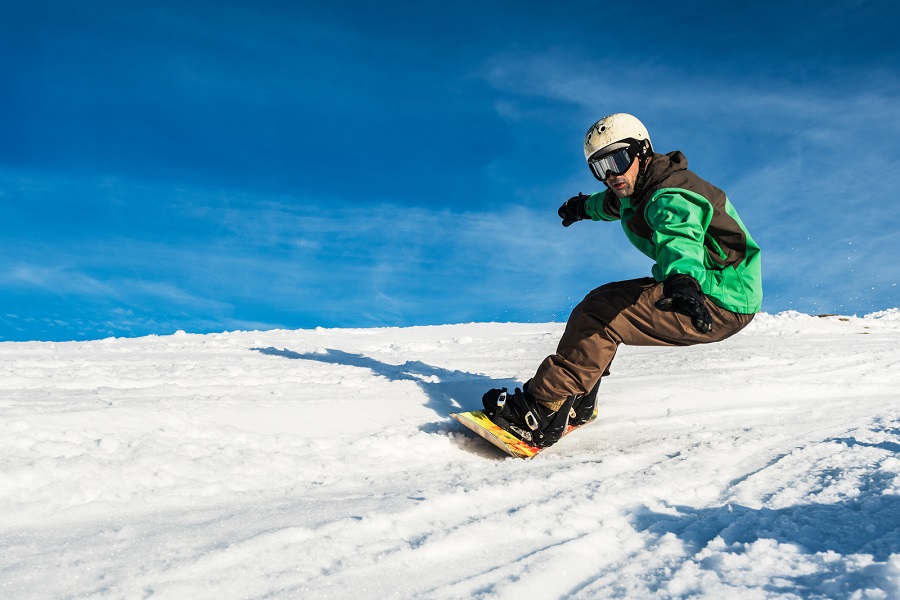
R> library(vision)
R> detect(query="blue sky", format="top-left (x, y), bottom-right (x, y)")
top-left (2, 0), bottom-right (899, 341)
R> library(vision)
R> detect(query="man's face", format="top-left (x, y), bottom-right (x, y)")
top-left (606, 156), bottom-right (641, 198)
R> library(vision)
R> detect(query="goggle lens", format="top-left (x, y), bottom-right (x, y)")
top-left (589, 147), bottom-right (635, 181)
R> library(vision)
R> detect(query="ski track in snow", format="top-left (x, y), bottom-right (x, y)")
top-left (2, 311), bottom-right (900, 599)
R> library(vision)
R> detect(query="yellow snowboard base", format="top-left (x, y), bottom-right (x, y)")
top-left (450, 407), bottom-right (598, 459)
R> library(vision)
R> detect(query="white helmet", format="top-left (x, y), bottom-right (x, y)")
top-left (583, 113), bottom-right (653, 162)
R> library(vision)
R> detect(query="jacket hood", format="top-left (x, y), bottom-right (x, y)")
top-left (641, 151), bottom-right (688, 193)
top-left (632, 150), bottom-right (687, 204)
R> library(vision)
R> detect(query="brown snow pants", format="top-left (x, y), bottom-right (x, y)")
top-left (529, 277), bottom-right (755, 409)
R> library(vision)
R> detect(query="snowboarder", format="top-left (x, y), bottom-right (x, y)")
top-left (483, 113), bottom-right (762, 448)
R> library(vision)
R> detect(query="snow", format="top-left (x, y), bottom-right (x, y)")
top-left (2, 312), bottom-right (900, 599)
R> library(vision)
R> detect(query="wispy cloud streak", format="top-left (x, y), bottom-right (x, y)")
top-left (479, 52), bottom-right (900, 315)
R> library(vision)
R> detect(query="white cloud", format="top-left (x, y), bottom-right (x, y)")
top-left (4, 265), bottom-right (118, 297)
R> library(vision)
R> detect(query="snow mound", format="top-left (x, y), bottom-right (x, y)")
top-left (867, 307), bottom-right (900, 321)
top-left (2, 312), bottom-right (900, 598)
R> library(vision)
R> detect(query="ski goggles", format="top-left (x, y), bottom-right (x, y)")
top-left (588, 144), bottom-right (638, 181)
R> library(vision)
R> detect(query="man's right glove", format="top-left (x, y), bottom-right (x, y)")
top-left (558, 193), bottom-right (589, 227)
top-left (654, 274), bottom-right (714, 334)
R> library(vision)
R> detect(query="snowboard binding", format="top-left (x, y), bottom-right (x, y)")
top-left (569, 380), bottom-right (599, 426)
top-left (482, 386), bottom-right (577, 448)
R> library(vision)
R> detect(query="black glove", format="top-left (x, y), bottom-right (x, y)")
top-left (654, 274), bottom-right (714, 334)
top-left (558, 193), bottom-right (589, 227)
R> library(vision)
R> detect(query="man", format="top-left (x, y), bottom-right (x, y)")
top-left (483, 113), bottom-right (762, 448)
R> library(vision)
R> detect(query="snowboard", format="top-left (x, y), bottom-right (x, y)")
top-left (450, 405), bottom-right (599, 459)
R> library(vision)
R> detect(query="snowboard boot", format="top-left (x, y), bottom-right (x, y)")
top-left (522, 378), bottom-right (595, 427)
top-left (482, 386), bottom-right (577, 448)
top-left (569, 380), bottom-right (600, 426)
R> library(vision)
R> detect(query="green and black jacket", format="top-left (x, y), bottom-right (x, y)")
top-left (584, 151), bottom-right (762, 314)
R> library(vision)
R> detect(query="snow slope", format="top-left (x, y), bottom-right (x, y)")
top-left (2, 311), bottom-right (900, 599)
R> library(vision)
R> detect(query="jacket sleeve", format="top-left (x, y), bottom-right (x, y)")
top-left (644, 189), bottom-right (714, 285)
top-left (584, 190), bottom-right (620, 221)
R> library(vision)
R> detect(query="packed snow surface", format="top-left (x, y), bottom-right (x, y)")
top-left (3, 311), bottom-right (900, 599)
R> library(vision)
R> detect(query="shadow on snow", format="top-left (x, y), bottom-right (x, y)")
top-left (632, 426), bottom-right (900, 594)
top-left (250, 346), bottom-right (519, 430)
top-left (634, 495), bottom-right (900, 562)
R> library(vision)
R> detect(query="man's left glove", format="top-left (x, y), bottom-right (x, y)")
top-left (654, 274), bottom-right (714, 334)
top-left (558, 193), bottom-right (589, 227)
